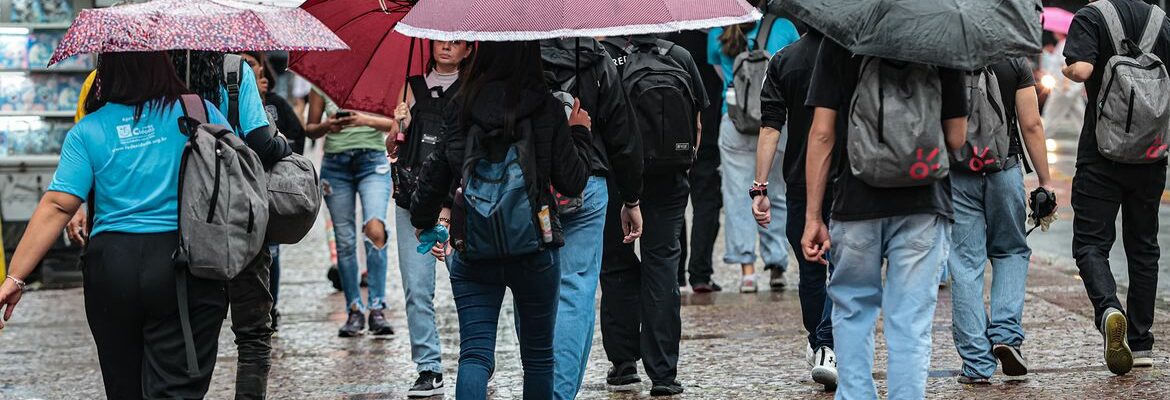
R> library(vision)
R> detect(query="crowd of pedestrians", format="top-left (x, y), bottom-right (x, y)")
top-left (0, 0), bottom-right (1168, 399)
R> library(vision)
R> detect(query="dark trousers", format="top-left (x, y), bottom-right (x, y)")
top-left (83, 231), bottom-right (228, 399)
top-left (602, 172), bottom-right (689, 384)
top-left (679, 141), bottom-right (722, 286)
top-left (229, 249), bottom-right (275, 399)
top-left (450, 251), bottom-right (559, 400)
top-left (1072, 161), bottom-right (1166, 352)
top-left (786, 189), bottom-right (835, 350)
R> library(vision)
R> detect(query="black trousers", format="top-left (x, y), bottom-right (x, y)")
top-left (229, 249), bottom-right (275, 399)
top-left (83, 232), bottom-right (228, 399)
top-left (678, 140), bottom-right (722, 286)
top-left (786, 189), bottom-right (835, 350)
top-left (1072, 161), bottom-right (1166, 352)
top-left (601, 172), bottom-right (689, 384)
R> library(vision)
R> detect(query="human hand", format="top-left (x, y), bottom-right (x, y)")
top-left (385, 134), bottom-right (399, 160)
top-left (568, 98), bottom-right (591, 131)
top-left (67, 209), bottom-right (88, 247)
top-left (430, 240), bottom-right (453, 262)
top-left (752, 195), bottom-right (771, 228)
top-left (621, 204), bottom-right (642, 244)
top-left (394, 102), bottom-right (410, 122)
top-left (801, 219), bottom-right (831, 265)
top-left (0, 278), bottom-right (24, 330)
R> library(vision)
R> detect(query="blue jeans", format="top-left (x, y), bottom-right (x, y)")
top-left (829, 214), bottom-right (949, 400)
top-left (395, 206), bottom-right (444, 373)
top-left (551, 177), bottom-right (608, 400)
top-left (450, 251), bottom-right (560, 400)
top-left (718, 116), bottom-right (788, 267)
top-left (321, 149), bottom-right (392, 312)
top-left (948, 165), bottom-right (1030, 379)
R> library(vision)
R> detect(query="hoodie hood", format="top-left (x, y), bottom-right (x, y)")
top-left (540, 38), bottom-right (607, 70)
top-left (464, 81), bottom-right (552, 134)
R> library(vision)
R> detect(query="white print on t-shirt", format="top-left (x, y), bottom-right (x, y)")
top-left (112, 117), bottom-right (165, 153)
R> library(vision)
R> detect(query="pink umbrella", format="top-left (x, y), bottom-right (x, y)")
top-left (48, 0), bottom-right (347, 66)
top-left (1043, 7), bottom-right (1075, 35)
top-left (394, 0), bottom-right (761, 41)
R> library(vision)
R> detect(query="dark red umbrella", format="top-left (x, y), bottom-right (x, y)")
top-left (290, 0), bottom-right (428, 117)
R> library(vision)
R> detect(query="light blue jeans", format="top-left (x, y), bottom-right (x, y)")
top-left (551, 177), bottom-right (608, 400)
top-left (395, 206), bottom-right (445, 374)
top-left (829, 214), bottom-right (949, 400)
top-left (321, 149), bottom-right (392, 313)
top-left (948, 164), bottom-right (1030, 379)
top-left (717, 116), bottom-right (788, 267)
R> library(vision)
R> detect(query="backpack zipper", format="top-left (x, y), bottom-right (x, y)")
top-left (1126, 87), bottom-right (1136, 132)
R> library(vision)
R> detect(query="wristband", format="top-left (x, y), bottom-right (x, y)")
top-left (749, 187), bottom-right (768, 199)
top-left (624, 201), bottom-right (640, 208)
top-left (6, 275), bottom-right (26, 292)
top-left (752, 180), bottom-right (769, 187)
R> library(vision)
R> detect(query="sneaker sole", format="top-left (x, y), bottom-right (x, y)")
top-left (369, 328), bottom-right (394, 336)
top-left (1134, 358), bottom-right (1154, 368)
top-left (338, 331), bottom-right (364, 338)
top-left (407, 386), bottom-right (444, 398)
top-left (740, 287), bottom-right (758, 293)
top-left (811, 366), bottom-right (838, 387)
top-left (1103, 312), bottom-right (1133, 375)
top-left (607, 383), bottom-right (641, 392)
top-left (993, 346), bottom-right (1029, 377)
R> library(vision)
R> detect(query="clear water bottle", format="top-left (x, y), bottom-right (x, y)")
top-left (725, 86), bottom-right (737, 107)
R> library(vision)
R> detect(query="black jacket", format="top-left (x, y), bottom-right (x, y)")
top-left (409, 81), bottom-right (593, 230)
top-left (541, 38), bottom-right (643, 203)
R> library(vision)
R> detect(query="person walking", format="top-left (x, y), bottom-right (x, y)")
top-left (409, 40), bottom-right (594, 400)
top-left (948, 57), bottom-right (1056, 384)
top-left (305, 87), bottom-right (395, 338)
top-left (803, 40), bottom-right (968, 399)
top-left (1062, 0), bottom-right (1170, 374)
top-left (752, 30), bottom-right (837, 390)
top-left (540, 37), bottom-right (644, 400)
top-left (709, 7), bottom-right (801, 292)
top-left (598, 34), bottom-right (709, 396)
top-left (0, 51), bottom-right (268, 398)
top-left (386, 39), bottom-right (473, 397)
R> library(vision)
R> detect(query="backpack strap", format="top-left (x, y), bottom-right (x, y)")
top-left (1139, 5), bottom-right (1166, 53)
top-left (222, 54), bottom-right (243, 129)
top-left (179, 94), bottom-right (208, 124)
top-left (407, 75), bottom-right (430, 103)
top-left (753, 13), bottom-right (779, 51)
top-left (1091, 1), bottom-right (1131, 55)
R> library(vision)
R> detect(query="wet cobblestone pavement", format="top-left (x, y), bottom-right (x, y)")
top-left (3, 207), bottom-right (1170, 399)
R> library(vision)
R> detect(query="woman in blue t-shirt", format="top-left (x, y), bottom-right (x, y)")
top-left (0, 52), bottom-right (233, 398)
top-left (707, 9), bottom-right (799, 293)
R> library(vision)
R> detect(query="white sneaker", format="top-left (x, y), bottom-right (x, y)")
top-left (740, 274), bottom-right (758, 293)
top-left (811, 346), bottom-right (838, 388)
top-left (805, 344), bottom-right (815, 367)
top-left (1133, 350), bottom-right (1154, 368)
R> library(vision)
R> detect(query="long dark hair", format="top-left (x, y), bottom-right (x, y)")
top-left (426, 40), bottom-right (475, 76)
top-left (169, 50), bottom-right (224, 106)
top-left (457, 41), bottom-right (548, 129)
top-left (84, 51), bottom-right (188, 121)
top-left (720, 0), bottom-right (769, 57)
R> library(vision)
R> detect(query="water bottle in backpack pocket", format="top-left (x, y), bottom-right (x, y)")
top-left (953, 68), bottom-right (1011, 173)
top-left (847, 57), bottom-right (949, 188)
top-left (1091, 1), bottom-right (1170, 164)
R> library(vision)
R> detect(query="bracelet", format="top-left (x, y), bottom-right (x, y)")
top-left (748, 187), bottom-right (768, 200)
top-left (6, 275), bottom-right (26, 292)
top-left (624, 201), bottom-right (640, 208)
top-left (752, 180), bottom-right (769, 187)
top-left (438, 217), bottom-right (451, 224)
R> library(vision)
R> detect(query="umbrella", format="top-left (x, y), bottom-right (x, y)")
top-left (48, 0), bottom-right (348, 66)
top-left (393, 0), bottom-right (761, 41)
top-left (289, 0), bottom-right (428, 117)
top-left (780, 0), bottom-right (1043, 71)
top-left (1043, 6), bottom-right (1075, 35)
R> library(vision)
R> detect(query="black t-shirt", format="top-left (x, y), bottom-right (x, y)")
top-left (989, 57), bottom-right (1036, 158)
top-left (265, 92), bottom-right (306, 155)
top-left (760, 32), bottom-right (824, 190)
top-left (805, 40), bottom-right (969, 221)
top-left (1064, 0), bottom-right (1170, 166)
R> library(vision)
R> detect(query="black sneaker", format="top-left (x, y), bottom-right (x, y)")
top-left (650, 380), bottom-right (684, 396)
top-left (992, 344), bottom-right (1029, 377)
top-left (606, 362), bottom-right (640, 392)
top-left (692, 281), bottom-right (721, 293)
top-left (1101, 308), bottom-right (1133, 375)
top-left (407, 371), bottom-right (444, 398)
top-left (368, 309), bottom-right (394, 336)
top-left (766, 264), bottom-right (787, 290)
top-left (338, 310), bottom-right (365, 337)
top-left (327, 265), bottom-right (342, 291)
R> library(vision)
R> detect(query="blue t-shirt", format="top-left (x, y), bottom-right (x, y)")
top-left (218, 64), bottom-right (270, 136)
top-left (708, 17), bottom-right (800, 113)
top-left (48, 100), bottom-right (231, 236)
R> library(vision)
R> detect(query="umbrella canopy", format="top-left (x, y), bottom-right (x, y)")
top-left (780, 0), bottom-right (1043, 70)
top-left (48, 0), bottom-right (347, 66)
top-left (290, 0), bottom-right (428, 117)
top-left (1043, 6), bottom-right (1075, 35)
top-left (394, 0), bottom-right (761, 41)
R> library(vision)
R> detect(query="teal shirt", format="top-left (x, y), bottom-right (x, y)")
top-left (48, 101), bottom-right (232, 236)
top-left (708, 17), bottom-right (801, 113)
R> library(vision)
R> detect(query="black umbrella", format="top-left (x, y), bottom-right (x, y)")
top-left (779, 0), bottom-right (1043, 70)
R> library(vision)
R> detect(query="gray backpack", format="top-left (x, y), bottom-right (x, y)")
top-left (848, 57), bottom-right (949, 188)
top-left (954, 68), bottom-right (1011, 173)
top-left (177, 94), bottom-right (269, 280)
top-left (728, 14), bottom-right (777, 135)
top-left (1091, 1), bottom-right (1170, 163)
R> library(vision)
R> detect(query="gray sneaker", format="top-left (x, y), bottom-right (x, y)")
top-left (1133, 350), bottom-right (1154, 368)
top-left (992, 344), bottom-right (1029, 377)
top-left (1101, 308), bottom-right (1133, 375)
top-left (956, 375), bottom-right (990, 385)
top-left (338, 310), bottom-right (365, 338)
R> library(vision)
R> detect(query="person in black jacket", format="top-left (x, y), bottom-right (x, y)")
top-left (410, 41), bottom-right (594, 400)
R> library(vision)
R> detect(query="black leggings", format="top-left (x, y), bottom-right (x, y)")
top-left (83, 231), bottom-right (228, 399)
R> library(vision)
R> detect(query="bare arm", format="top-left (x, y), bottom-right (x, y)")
top-left (755, 126), bottom-right (782, 184)
top-left (1062, 61), bottom-right (1094, 83)
top-left (943, 117), bottom-right (967, 151)
top-left (304, 91), bottom-right (333, 139)
top-left (694, 113), bottom-right (703, 152)
top-left (7, 192), bottom-right (81, 282)
top-left (805, 108), bottom-right (835, 222)
top-left (1015, 87), bottom-right (1053, 188)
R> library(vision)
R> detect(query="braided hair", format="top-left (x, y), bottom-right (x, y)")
top-left (169, 50), bottom-right (224, 106)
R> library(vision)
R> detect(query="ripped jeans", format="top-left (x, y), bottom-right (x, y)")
top-left (322, 149), bottom-right (393, 313)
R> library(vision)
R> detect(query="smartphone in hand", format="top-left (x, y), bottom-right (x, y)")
top-left (334, 110), bottom-right (354, 119)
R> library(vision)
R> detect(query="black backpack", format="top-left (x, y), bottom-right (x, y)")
top-left (392, 75), bottom-right (461, 209)
top-left (606, 39), bottom-right (698, 173)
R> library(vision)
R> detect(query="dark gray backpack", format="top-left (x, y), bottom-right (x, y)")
top-left (954, 68), bottom-right (1011, 173)
top-left (847, 57), bottom-right (949, 188)
top-left (177, 94), bottom-right (269, 280)
top-left (1091, 0), bottom-right (1170, 163)
top-left (728, 14), bottom-right (778, 135)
